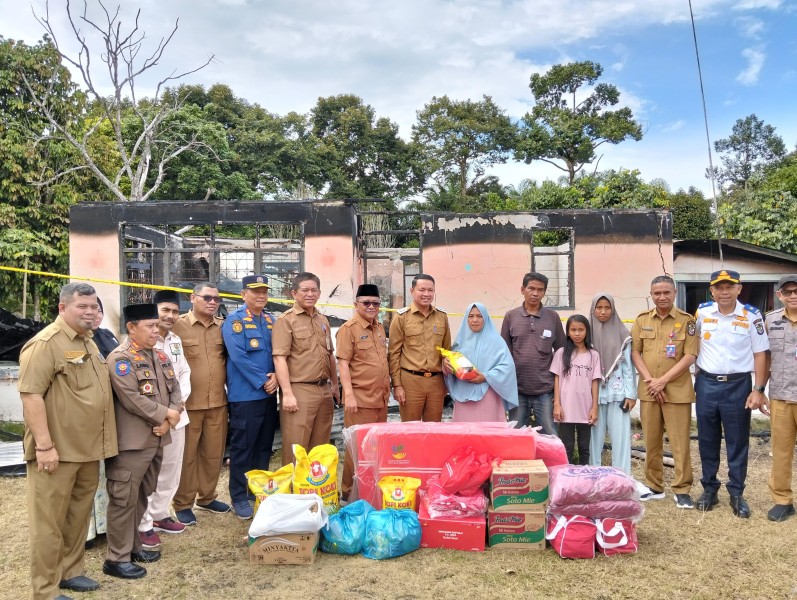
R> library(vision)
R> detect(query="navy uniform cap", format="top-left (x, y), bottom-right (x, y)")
top-left (123, 303), bottom-right (159, 323)
top-left (243, 275), bottom-right (269, 289)
top-left (709, 270), bottom-right (741, 285)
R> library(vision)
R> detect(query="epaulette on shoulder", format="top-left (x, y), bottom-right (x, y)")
top-left (743, 303), bottom-right (761, 315)
top-left (765, 307), bottom-right (783, 318)
top-left (698, 301), bottom-right (713, 309)
top-left (636, 309), bottom-right (651, 317)
top-left (37, 324), bottom-right (59, 342)
top-left (435, 306), bottom-right (447, 313)
top-left (397, 306), bottom-right (410, 315)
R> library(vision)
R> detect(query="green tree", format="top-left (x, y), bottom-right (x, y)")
top-left (516, 61), bottom-right (643, 184)
top-left (710, 114), bottom-right (787, 194)
top-left (667, 187), bottom-right (714, 240)
top-left (719, 190), bottom-right (797, 253)
top-left (0, 36), bottom-right (84, 318)
top-left (412, 95), bottom-right (515, 198)
top-left (311, 94), bottom-right (425, 201)
top-left (760, 150), bottom-right (797, 197)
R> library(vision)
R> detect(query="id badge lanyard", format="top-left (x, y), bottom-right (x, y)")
top-left (665, 330), bottom-right (676, 359)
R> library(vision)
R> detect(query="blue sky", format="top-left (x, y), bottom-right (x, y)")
top-left (2, 0), bottom-right (796, 195)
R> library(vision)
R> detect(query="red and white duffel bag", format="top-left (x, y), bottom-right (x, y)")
top-left (595, 518), bottom-right (638, 556)
top-left (545, 514), bottom-right (596, 559)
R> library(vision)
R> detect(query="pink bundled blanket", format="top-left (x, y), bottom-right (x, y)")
top-left (548, 465), bottom-right (643, 522)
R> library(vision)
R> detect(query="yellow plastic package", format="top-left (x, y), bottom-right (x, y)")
top-left (378, 475), bottom-right (422, 511)
top-left (437, 347), bottom-right (479, 381)
top-left (293, 443), bottom-right (340, 514)
top-left (246, 464), bottom-right (294, 514)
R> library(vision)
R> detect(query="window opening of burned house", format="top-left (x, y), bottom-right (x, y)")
top-left (531, 228), bottom-right (574, 309)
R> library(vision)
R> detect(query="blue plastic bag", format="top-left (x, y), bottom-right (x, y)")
top-left (362, 508), bottom-right (421, 560)
top-left (320, 500), bottom-right (374, 554)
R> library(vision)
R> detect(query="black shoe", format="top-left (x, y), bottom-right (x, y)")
top-left (767, 503), bottom-right (796, 522)
top-left (131, 549), bottom-right (161, 563)
top-left (696, 490), bottom-right (719, 511)
top-left (102, 560), bottom-right (146, 579)
top-left (54, 596), bottom-right (74, 600)
top-left (60, 575), bottom-right (100, 592)
top-left (730, 495), bottom-right (751, 518)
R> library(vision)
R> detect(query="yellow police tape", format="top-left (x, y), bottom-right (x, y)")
top-left (0, 264), bottom-right (638, 321)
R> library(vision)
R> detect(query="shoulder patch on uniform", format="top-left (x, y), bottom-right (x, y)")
top-left (755, 321), bottom-right (765, 335)
top-left (686, 320), bottom-right (696, 336)
top-left (397, 306), bottom-right (410, 314)
top-left (743, 303), bottom-right (761, 315)
top-left (231, 320), bottom-right (243, 333)
top-left (115, 359), bottom-right (131, 376)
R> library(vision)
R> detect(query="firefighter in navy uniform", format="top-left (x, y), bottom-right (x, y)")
top-left (222, 275), bottom-right (279, 520)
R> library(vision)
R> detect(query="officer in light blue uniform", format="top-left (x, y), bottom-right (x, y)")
top-left (221, 275), bottom-right (279, 520)
top-left (694, 269), bottom-right (769, 518)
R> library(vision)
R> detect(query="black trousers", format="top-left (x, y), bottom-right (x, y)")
top-left (558, 422), bottom-right (592, 465)
top-left (228, 397), bottom-right (278, 503)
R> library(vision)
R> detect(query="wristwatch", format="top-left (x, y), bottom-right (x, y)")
top-left (753, 385), bottom-right (766, 393)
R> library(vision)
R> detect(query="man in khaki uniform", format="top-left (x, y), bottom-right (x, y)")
top-left (18, 282), bottom-right (117, 599)
top-left (336, 284), bottom-right (390, 501)
top-left (763, 275), bottom-right (797, 521)
top-left (388, 274), bottom-right (451, 422)
top-left (172, 283), bottom-right (230, 525)
top-left (631, 275), bottom-right (699, 509)
top-left (103, 304), bottom-right (182, 580)
top-left (273, 272), bottom-right (339, 466)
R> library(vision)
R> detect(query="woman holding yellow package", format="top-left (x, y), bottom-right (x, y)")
top-left (441, 303), bottom-right (518, 422)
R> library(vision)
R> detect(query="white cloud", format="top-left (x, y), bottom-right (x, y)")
top-left (662, 119), bottom-right (686, 132)
top-left (733, 0), bottom-right (782, 9)
top-left (735, 16), bottom-right (765, 37)
top-left (736, 47), bottom-right (766, 85)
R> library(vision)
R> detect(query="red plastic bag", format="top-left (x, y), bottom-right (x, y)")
top-left (530, 432), bottom-right (568, 468)
top-left (545, 514), bottom-right (596, 559)
top-left (595, 518), bottom-right (638, 556)
top-left (439, 446), bottom-right (492, 496)
top-left (424, 477), bottom-right (489, 519)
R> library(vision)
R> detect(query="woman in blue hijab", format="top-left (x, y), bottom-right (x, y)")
top-left (443, 303), bottom-right (518, 422)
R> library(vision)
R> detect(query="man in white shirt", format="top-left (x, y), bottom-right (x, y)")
top-left (694, 270), bottom-right (769, 518)
top-left (138, 290), bottom-right (192, 548)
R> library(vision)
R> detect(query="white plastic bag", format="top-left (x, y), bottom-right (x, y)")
top-left (249, 493), bottom-right (328, 538)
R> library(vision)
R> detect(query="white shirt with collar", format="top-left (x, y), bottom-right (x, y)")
top-left (155, 329), bottom-right (192, 428)
top-left (695, 300), bottom-right (770, 374)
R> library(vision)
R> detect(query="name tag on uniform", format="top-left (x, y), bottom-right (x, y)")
top-left (666, 343), bottom-right (676, 358)
top-left (542, 329), bottom-right (552, 338)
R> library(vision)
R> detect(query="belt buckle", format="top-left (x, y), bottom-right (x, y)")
top-left (423, 372), bottom-right (432, 378)
top-left (717, 375), bottom-right (728, 382)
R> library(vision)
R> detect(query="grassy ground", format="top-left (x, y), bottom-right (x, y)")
top-left (2, 435), bottom-right (796, 600)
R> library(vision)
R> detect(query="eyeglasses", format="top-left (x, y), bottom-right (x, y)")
top-left (197, 295), bottom-right (221, 303)
top-left (780, 289), bottom-right (797, 297)
top-left (358, 301), bottom-right (380, 308)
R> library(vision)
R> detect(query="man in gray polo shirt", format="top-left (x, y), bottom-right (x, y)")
top-left (500, 272), bottom-right (566, 434)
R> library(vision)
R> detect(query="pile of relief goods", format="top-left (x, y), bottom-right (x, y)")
top-left (246, 443), bottom-right (422, 563)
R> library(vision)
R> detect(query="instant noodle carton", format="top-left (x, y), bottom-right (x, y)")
top-left (249, 532), bottom-right (320, 565)
top-left (487, 506), bottom-right (546, 550)
top-left (418, 497), bottom-right (486, 552)
top-left (490, 459), bottom-right (549, 511)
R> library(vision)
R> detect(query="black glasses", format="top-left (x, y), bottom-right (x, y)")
top-left (781, 289), bottom-right (797, 297)
top-left (198, 295), bottom-right (221, 303)
top-left (358, 301), bottom-right (380, 308)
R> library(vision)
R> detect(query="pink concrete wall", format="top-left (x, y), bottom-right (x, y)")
top-left (305, 234), bottom-right (357, 321)
top-left (572, 241), bottom-right (674, 320)
top-left (70, 231), bottom-right (122, 334)
top-left (675, 254), bottom-right (792, 280)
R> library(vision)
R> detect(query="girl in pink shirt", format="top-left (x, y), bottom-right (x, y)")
top-left (551, 315), bottom-right (602, 465)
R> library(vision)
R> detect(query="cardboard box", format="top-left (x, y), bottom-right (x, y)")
top-left (248, 532), bottom-right (319, 565)
top-left (490, 459), bottom-right (549, 511)
top-left (487, 507), bottom-right (546, 550)
top-left (418, 497), bottom-right (486, 552)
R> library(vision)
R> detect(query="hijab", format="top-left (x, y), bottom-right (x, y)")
top-left (588, 293), bottom-right (631, 381)
top-left (445, 302), bottom-right (518, 409)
